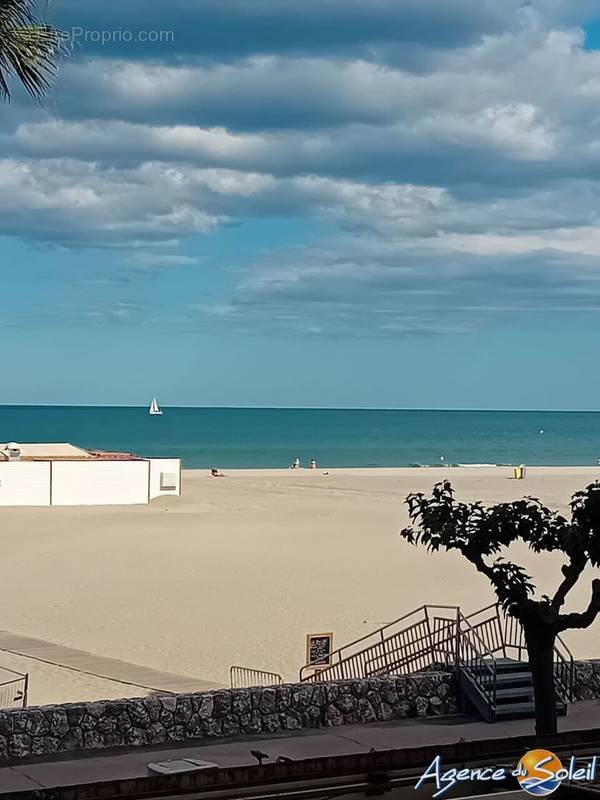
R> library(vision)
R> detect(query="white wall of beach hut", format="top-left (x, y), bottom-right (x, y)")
top-left (148, 458), bottom-right (181, 498)
top-left (50, 460), bottom-right (150, 506)
top-left (0, 462), bottom-right (51, 506)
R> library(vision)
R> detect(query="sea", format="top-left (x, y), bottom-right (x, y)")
top-left (1, 406), bottom-right (600, 469)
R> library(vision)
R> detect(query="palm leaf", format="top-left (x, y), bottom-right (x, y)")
top-left (0, 0), bottom-right (67, 101)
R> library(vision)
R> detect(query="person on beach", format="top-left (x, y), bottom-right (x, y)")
top-left (211, 467), bottom-right (225, 477)
top-left (290, 457), bottom-right (300, 469)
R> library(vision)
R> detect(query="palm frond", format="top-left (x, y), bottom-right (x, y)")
top-left (0, 0), bottom-right (67, 102)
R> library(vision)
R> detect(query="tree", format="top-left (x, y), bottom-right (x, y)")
top-left (400, 480), bottom-right (600, 737)
top-left (0, 0), bottom-right (66, 102)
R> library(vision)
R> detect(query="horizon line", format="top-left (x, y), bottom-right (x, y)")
top-left (1, 404), bottom-right (600, 413)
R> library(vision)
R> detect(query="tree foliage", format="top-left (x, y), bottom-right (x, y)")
top-left (0, 0), bottom-right (66, 101)
top-left (401, 480), bottom-right (600, 629)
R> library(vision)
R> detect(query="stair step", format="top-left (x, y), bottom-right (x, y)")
top-left (473, 659), bottom-right (531, 674)
top-left (494, 700), bottom-right (535, 718)
top-left (495, 659), bottom-right (529, 671)
top-left (496, 685), bottom-right (533, 700)
top-left (493, 700), bottom-right (566, 720)
top-left (462, 669), bottom-right (532, 687)
top-left (473, 661), bottom-right (529, 674)
top-left (477, 671), bottom-right (532, 686)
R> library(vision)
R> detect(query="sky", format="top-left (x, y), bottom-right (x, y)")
top-left (2, 1), bottom-right (600, 409)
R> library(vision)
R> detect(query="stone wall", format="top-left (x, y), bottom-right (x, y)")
top-left (572, 659), bottom-right (600, 701)
top-left (0, 672), bottom-right (456, 761)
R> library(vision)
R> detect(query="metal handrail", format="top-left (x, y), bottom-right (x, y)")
top-left (470, 603), bottom-right (575, 702)
top-left (458, 613), bottom-right (497, 664)
top-left (465, 604), bottom-right (506, 657)
top-left (465, 603), bottom-right (498, 618)
top-left (456, 612), bottom-right (498, 711)
top-left (299, 604), bottom-right (460, 682)
top-left (298, 600), bottom-right (575, 705)
top-left (0, 670), bottom-right (28, 709)
top-left (556, 632), bottom-right (574, 660)
top-left (364, 616), bottom-right (456, 675)
top-left (311, 604), bottom-right (457, 664)
top-left (230, 665), bottom-right (283, 689)
top-left (458, 612), bottom-right (497, 663)
top-left (553, 635), bottom-right (575, 701)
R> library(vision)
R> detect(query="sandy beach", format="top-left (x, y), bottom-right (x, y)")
top-left (1, 465), bottom-right (600, 706)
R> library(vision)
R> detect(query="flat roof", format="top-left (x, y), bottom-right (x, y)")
top-left (0, 442), bottom-right (93, 460)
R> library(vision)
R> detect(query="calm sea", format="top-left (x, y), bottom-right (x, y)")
top-left (1, 406), bottom-right (600, 469)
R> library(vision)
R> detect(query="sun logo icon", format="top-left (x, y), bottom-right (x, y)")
top-left (516, 750), bottom-right (563, 796)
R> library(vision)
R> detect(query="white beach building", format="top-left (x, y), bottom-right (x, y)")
top-left (0, 443), bottom-right (181, 507)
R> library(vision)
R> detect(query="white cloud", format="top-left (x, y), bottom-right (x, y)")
top-left (0, 159), bottom-right (226, 245)
top-left (126, 252), bottom-right (201, 268)
top-left (4, 0), bottom-right (600, 337)
top-left (426, 103), bottom-right (557, 160)
top-left (437, 227), bottom-right (600, 257)
top-left (7, 26), bottom-right (596, 188)
top-left (198, 233), bottom-right (600, 337)
top-left (0, 157), bottom-right (456, 245)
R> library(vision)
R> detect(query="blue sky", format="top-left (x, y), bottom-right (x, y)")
top-left (2, 1), bottom-right (600, 408)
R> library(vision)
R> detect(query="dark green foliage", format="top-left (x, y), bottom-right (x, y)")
top-left (401, 480), bottom-right (600, 627)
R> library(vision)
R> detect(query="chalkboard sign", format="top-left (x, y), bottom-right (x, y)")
top-left (306, 632), bottom-right (334, 666)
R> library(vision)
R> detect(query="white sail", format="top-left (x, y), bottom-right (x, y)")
top-left (149, 397), bottom-right (163, 415)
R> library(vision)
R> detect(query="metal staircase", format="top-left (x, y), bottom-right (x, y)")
top-left (458, 604), bottom-right (570, 721)
top-left (299, 603), bottom-right (574, 723)
top-left (299, 605), bottom-right (460, 682)
top-left (459, 656), bottom-right (544, 722)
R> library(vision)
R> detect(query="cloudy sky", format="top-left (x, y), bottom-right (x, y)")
top-left (2, 1), bottom-right (600, 408)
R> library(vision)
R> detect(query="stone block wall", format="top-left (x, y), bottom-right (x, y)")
top-left (0, 672), bottom-right (456, 761)
top-left (572, 659), bottom-right (600, 700)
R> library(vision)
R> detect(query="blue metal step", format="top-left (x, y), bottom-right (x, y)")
top-left (496, 686), bottom-right (534, 701)
top-left (458, 665), bottom-right (567, 723)
top-left (495, 671), bottom-right (532, 685)
top-left (494, 700), bottom-right (535, 719)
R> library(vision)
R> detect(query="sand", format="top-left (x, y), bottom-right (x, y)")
top-left (0, 651), bottom-right (151, 707)
top-left (1, 465), bottom-right (600, 705)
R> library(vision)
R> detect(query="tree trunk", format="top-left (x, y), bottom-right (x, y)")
top-left (524, 622), bottom-right (557, 738)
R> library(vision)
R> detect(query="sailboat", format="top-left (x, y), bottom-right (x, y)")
top-left (149, 397), bottom-right (163, 416)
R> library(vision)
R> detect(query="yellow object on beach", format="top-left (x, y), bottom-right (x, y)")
top-left (513, 466), bottom-right (525, 479)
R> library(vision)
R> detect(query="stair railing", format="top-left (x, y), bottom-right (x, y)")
top-left (299, 605), bottom-right (459, 682)
top-left (468, 603), bottom-right (574, 703)
top-left (298, 600), bottom-right (574, 706)
top-left (230, 665), bottom-right (284, 688)
top-left (464, 603), bottom-right (506, 657)
top-left (456, 611), bottom-right (497, 711)
top-left (553, 634), bottom-right (575, 702)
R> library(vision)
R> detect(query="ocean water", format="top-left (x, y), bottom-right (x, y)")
top-left (1, 406), bottom-right (600, 469)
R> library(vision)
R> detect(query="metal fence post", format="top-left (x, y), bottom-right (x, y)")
top-left (454, 608), bottom-right (461, 676)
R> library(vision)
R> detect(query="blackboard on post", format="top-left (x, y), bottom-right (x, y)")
top-left (306, 632), bottom-right (334, 667)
